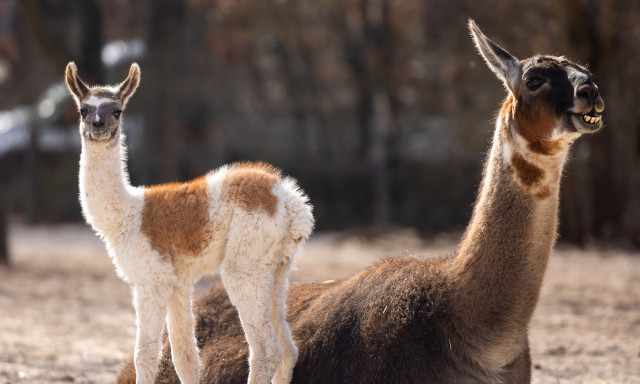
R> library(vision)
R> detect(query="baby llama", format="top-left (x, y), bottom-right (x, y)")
top-left (65, 62), bottom-right (314, 384)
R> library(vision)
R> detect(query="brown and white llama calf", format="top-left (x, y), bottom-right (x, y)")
top-left (65, 62), bottom-right (314, 384)
top-left (116, 20), bottom-right (605, 384)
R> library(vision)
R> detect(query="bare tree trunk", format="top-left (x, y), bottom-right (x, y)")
top-left (0, 188), bottom-right (8, 265)
top-left (21, 0), bottom-right (104, 224)
top-left (25, 121), bottom-right (38, 224)
top-left (370, 90), bottom-right (391, 225)
top-left (334, 0), bottom-right (397, 226)
top-left (334, 1), bottom-right (372, 160)
top-left (77, 0), bottom-right (104, 84)
top-left (19, 0), bottom-right (72, 71)
top-left (140, 0), bottom-right (185, 184)
top-left (365, 0), bottom-right (395, 226)
top-left (20, 0), bottom-right (103, 80)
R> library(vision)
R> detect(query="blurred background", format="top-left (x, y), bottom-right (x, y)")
top-left (1, 2), bottom-right (639, 382)
top-left (1, 0), bottom-right (640, 266)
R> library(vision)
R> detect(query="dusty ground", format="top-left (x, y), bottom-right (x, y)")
top-left (0, 223), bottom-right (639, 384)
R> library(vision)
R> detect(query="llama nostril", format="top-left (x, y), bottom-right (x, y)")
top-left (576, 84), bottom-right (597, 99)
top-left (92, 121), bottom-right (105, 128)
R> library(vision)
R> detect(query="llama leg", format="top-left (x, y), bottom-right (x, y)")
top-left (221, 260), bottom-right (281, 384)
top-left (270, 261), bottom-right (298, 384)
top-left (132, 283), bottom-right (174, 384)
top-left (166, 284), bottom-right (200, 384)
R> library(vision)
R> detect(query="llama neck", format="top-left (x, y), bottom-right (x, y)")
top-left (449, 114), bottom-right (568, 349)
top-left (79, 134), bottom-right (136, 235)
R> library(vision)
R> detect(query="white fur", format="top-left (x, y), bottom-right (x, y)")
top-left (83, 95), bottom-right (114, 108)
top-left (79, 131), bottom-right (314, 384)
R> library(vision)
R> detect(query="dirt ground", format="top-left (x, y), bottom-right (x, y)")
top-left (0, 223), bottom-right (638, 384)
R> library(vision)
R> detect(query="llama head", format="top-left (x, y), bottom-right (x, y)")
top-left (65, 62), bottom-right (140, 142)
top-left (468, 19), bottom-right (604, 154)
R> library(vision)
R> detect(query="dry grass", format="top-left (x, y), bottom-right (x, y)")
top-left (0, 224), bottom-right (638, 383)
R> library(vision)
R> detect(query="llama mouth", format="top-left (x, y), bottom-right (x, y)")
top-left (581, 113), bottom-right (601, 125)
top-left (87, 129), bottom-right (118, 142)
top-left (569, 111), bottom-right (602, 133)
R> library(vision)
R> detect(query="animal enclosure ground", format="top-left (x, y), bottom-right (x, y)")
top-left (0, 223), bottom-right (639, 384)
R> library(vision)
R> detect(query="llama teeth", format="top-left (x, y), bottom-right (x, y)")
top-left (583, 114), bottom-right (600, 124)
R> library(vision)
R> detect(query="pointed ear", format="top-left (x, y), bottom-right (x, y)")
top-left (468, 19), bottom-right (522, 93)
top-left (117, 63), bottom-right (141, 107)
top-left (65, 62), bottom-right (89, 107)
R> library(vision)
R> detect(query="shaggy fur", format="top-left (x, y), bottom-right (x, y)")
top-left (65, 62), bottom-right (314, 384)
top-left (117, 20), bottom-right (604, 383)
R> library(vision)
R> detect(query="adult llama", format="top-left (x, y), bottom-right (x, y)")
top-left (117, 19), bottom-right (604, 383)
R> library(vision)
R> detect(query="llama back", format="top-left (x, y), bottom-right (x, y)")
top-left (216, 161), bottom-right (314, 244)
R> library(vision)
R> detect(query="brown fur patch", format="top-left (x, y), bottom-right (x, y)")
top-left (221, 162), bottom-right (280, 216)
top-left (510, 152), bottom-right (544, 187)
top-left (503, 89), bottom-right (558, 148)
top-left (499, 95), bottom-right (515, 126)
top-left (498, 94), bottom-right (515, 141)
top-left (141, 176), bottom-right (212, 258)
top-left (534, 186), bottom-right (552, 199)
top-left (501, 93), bottom-right (565, 157)
top-left (528, 139), bottom-right (565, 155)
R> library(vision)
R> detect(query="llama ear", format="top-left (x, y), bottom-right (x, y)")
top-left (468, 19), bottom-right (522, 93)
top-left (65, 62), bottom-right (89, 106)
top-left (117, 63), bottom-right (141, 106)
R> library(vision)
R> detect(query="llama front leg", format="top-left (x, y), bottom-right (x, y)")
top-left (221, 261), bottom-right (281, 384)
top-left (166, 284), bottom-right (200, 384)
top-left (132, 283), bottom-right (173, 384)
top-left (270, 262), bottom-right (298, 384)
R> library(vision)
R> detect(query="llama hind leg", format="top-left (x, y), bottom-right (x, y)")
top-left (132, 282), bottom-right (174, 384)
top-left (166, 284), bottom-right (200, 384)
top-left (221, 258), bottom-right (281, 384)
top-left (270, 261), bottom-right (298, 384)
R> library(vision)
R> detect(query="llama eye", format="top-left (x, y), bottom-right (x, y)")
top-left (114, 110), bottom-right (122, 119)
top-left (525, 77), bottom-right (545, 91)
top-left (80, 108), bottom-right (88, 118)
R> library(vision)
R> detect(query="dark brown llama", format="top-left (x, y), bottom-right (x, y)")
top-left (117, 19), bottom-right (604, 384)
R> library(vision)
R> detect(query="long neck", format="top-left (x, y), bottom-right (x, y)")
top-left (79, 133), bottom-right (136, 235)
top-left (449, 104), bottom-right (568, 352)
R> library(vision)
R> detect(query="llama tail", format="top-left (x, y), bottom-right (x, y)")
top-left (277, 176), bottom-right (315, 246)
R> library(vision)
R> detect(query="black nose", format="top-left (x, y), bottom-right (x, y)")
top-left (92, 121), bottom-right (105, 128)
top-left (576, 83), bottom-right (599, 99)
